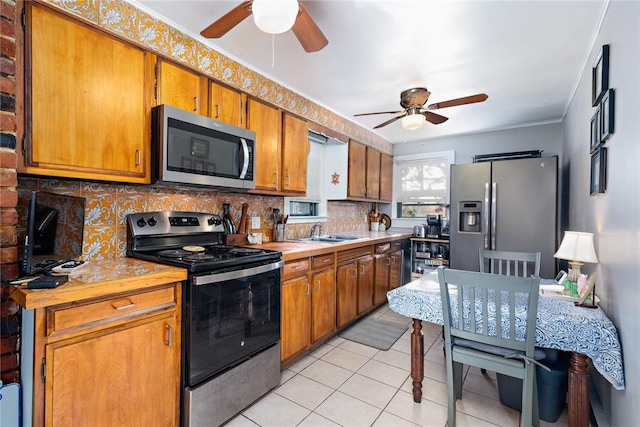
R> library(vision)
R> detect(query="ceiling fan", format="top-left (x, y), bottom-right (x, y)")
top-left (200, 0), bottom-right (328, 53)
top-left (354, 88), bottom-right (488, 130)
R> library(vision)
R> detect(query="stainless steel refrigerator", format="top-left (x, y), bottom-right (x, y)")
top-left (449, 156), bottom-right (557, 278)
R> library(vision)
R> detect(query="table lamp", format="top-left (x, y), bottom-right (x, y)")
top-left (554, 231), bottom-right (599, 306)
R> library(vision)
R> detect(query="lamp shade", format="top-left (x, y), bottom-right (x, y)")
top-left (252, 0), bottom-right (299, 35)
top-left (401, 110), bottom-right (426, 130)
top-left (553, 231), bottom-right (599, 263)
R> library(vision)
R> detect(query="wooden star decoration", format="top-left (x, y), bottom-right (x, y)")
top-left (331, 172), bottom-right (340, 185)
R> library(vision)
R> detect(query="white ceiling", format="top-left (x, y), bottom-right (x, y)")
top-left (132, 0), bottom-right (606, 144)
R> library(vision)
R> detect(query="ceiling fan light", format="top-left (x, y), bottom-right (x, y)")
top-left (253, 0), bottom-right (299, 35)
top-left (401, 111), bottom-right (426, 130)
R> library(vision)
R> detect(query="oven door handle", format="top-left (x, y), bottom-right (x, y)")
top-left (193, 260), bottom-right (285, 285)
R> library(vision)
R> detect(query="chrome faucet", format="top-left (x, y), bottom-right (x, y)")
top-left (309, 222), bottom-right (323, 238)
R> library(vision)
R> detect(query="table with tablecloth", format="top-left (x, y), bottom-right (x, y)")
top-left (387, 271), bottom-right (625, 427)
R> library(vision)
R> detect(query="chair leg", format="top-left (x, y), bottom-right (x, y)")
top-left (444, 347), bottom-right (457, 427)
top-left (520, 364), bottom-right (538, 427)
top-left (453, 361), bottom-right (463, 400)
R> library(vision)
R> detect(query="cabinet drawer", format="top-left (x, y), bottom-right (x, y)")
top-left (47, 286), bottom-right (176, 336)
top-left (375, 243), bottom-right (391, 254)
top-left (312, 254), bottom-right (334, 270)
top-left (283, 258), bottom-right (310, 280)
top-left (390, 242), bottom-right (402, 252)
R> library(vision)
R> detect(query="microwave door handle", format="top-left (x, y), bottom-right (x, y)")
top-left (239, 138), bottom-right (249, 179)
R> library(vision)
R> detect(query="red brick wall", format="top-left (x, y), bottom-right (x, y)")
top-left (0, 0), bottom-right (20, 383)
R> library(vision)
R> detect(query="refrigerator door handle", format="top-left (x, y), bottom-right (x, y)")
top-left (491, 182), bottom-right (497, 249)
top-left (484, 182), bottom-right (490, 249)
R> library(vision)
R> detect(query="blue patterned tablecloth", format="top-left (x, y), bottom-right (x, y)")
top-left (387, 272), bottom-right (625, 390)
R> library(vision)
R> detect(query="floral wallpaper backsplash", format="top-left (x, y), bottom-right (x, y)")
top-left (18, 177), bottom-right (372, 260)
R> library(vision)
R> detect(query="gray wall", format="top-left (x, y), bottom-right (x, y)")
top-left (562, 1), bottom-right (639, 425)
top-left (393, 122), bottom-right (563, 165)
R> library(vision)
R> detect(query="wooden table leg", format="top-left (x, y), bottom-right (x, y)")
top-left (411, 318), bottom-right (424, 403)
top-left (568, 351), bottom-right (590, 427)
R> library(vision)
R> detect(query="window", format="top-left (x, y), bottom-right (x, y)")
top-left (393, 150), bottom-right (454, 218)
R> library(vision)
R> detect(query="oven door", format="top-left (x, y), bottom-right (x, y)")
top-left (186, 260), bottom-right (283, 387)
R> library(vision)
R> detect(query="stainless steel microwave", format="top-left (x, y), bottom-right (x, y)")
top-left (152, 104), bottom-right (256, 191)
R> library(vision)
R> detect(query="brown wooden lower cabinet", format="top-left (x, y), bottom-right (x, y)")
top-left (281, 240), bottom-right (403, 364)
top-left (374, 242), bottom-right (404, 305)
top-left (29, 282), bottom-right (181, 426)
top-left (281, 274), bottom-right (311, 362)
top-left (336, 247), bottom-right (374, 328)
top-left (281, 254), bottom-right (336, 364)
top-left (310, 257), bottom-right (336, 343)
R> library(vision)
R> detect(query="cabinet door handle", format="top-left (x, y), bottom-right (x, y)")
top-left (360, 265), bottom-right (365, 274)
top-left (391, 256), bottom-right (396, 264)
top-left (316, 279), bottom-right (321, 292)
top-left (353, 268), bottom-right (358, 278)
top-left (135, 149), bottom-right (141, 166)
top-left (214, 104), bottom-right (220, 118)
top-left (305, 282), bottom-right (310, 296)
top-left (386, 258), bottom-right (391, 266)
top-left (165, 323), bottom-right (173, 347)
top-left (112, 299), bottom-right (135, 310)
top-left (193, 96), bottom-right (199, 112)
top-left (274, 172), bottom-right (278, 186)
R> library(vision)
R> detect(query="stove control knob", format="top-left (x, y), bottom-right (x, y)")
top-left (136, 218), bottom-right (146, 228)
top-left (147, 216), bottom-right (157, 226)
top-left (208, 216), bottom-right (222, 226)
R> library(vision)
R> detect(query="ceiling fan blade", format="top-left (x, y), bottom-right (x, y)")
top-left (354, 110), bottom-right (404, 117)
top-left (427, 93), bottom-right (488, 110)
top-left (373, 114), bottom-right (407, 129)
top-left (423, 111), bottom-right (449, 125)
top-left (200, 1), bottom-right (253, 38)
top-left (291, 3), bottom-right (328, 52)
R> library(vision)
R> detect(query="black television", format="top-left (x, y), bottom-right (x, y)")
top-left (20, 190), bottom-right (37, 276)
top-left (18, 191), bottom-right (85, 275)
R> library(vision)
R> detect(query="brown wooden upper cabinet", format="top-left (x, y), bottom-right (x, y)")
top-left (22, 3), bottom-right (154, 183)
top-left (281, 112), bottom-right (310, 194)
top-left (209, 81), bottom-right (245, 127)
top-left (348, 140), bottom-right (390, 201)
top-left (347, 140), bottom-right (367, 199)
top-left (246, 97), bottom-right (281, 192)
top-left (379, 153), bottom-right (393, 202)
top-left (366, 148), bottom-right (381, 200)
top-left (157, 59), bottom-right (208, 115)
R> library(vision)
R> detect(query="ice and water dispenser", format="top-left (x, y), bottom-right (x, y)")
top-left (458, 201), bottom-right (482, 233)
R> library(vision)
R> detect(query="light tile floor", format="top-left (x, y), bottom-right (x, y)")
top-left (226, 305), bottom-right (569, 427)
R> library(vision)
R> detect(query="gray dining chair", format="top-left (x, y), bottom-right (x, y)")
top-left (479, 249), bottom-right (541, 278)
top-left (437, 266), bottom-right (542, 427)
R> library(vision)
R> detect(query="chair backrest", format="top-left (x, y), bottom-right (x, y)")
top-left (478, 249), bottom-right (541, 277)
top-left (437, 266), bottom-right (540, 356)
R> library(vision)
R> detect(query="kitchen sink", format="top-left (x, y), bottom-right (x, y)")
top-left (293, 235), bottom-right (364, 244)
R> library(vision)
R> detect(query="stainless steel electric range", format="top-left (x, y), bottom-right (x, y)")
top-left (126, 211), bottom-right (283, 427)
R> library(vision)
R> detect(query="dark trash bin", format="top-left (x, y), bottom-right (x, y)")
top-left (496, 349), bottom-right (569, 423)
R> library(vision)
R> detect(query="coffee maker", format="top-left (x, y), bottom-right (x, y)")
top-left (426, 215), bottom-right (441, 238)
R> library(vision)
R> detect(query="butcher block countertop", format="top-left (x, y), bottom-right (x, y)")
top-left (256, 230), bottom-right (413, 261)
top-left (10, 232), bottom-right (411, 310)
top-left (9, 258), bottom-right (188, 310)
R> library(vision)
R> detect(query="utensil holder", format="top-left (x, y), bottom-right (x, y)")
top-left (275, 224), bottom-right (286, 242)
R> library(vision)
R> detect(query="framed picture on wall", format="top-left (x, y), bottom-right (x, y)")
top-left (592, 44), bottom-right (610, 106)
top-left (590, 106), bottom-right (601, 153)
top-left (590, 146), bottom-right (607, 195)
top-left (600, 89), bottom-right (615, 142)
